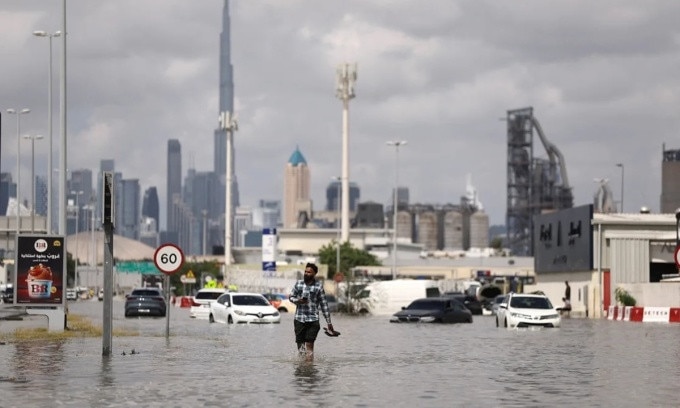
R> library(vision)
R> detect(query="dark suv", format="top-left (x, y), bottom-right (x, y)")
top-left (124, 287), bottom-right (166, 317)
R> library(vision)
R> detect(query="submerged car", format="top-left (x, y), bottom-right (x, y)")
top-left (262, 293), bottom-right (297, 313)
top-left (209, 292), bottom-right (280, 324)
top-left (442, 292), bottom-right (484, 315)
top-left (390, 297), bottom-right (473, 324)
top-left (125, 287), bottom-right (167, 317)
top-left (190, 288), bottom-right (228, 319)
top-left (496, 293), bottom-right (561, 328)
top-left (490, 294), bottom-right (508, 316)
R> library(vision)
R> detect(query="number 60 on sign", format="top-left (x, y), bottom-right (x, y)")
top-left (154, 244), bottom-right (185, 275)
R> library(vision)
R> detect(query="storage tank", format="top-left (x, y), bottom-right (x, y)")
top-left (443, 210), bottom-right (464, 250)
top-left (396, 210), bottom-right (413, 242)
top-left (469, 211), bottom-right (489, 248)
top-left (417, 211), bottom-right (438, 251)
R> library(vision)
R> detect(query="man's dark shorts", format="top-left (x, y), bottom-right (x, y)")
top-left (294, 320), bottom-right (321, 343)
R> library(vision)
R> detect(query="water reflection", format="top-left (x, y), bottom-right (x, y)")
top-left (294, 359), bottom-right (320, 390)
top-left (99, 356), bottom-right (115, 388)
top-left (12, 340), bottom-right (65, 384)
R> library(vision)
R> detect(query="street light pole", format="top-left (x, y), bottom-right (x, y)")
top-left (71, 190), bottom-right (83, 277)
top-left (616, 163), bottom-right (624, 213)
top-left (33, 30), bottom-right (61, 234)
top-left (23, 134), bottom-right (44, 232)
top-left (335, 63), bottom-right (357, 243)
top-left (219, 111), bottom-right (238, 267)
top-left (58, 0), bottom-right (68, 237)
top-left (386, 140), bottom-right (407, 280)
top-left (6, 108), bottom-right (31, 234)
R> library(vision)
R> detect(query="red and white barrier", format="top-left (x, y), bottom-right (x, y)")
top-left (170, 296), bottom-right (193, 308)
top-left (607, 306), bottom-right (680, 323)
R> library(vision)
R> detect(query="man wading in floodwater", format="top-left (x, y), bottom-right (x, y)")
top-left (289, 263), bottom-right (337, 360)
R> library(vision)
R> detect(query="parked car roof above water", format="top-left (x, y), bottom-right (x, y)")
top-left (190, 288), bottom-right (228, 319)
top-left (390, 297), bottom-right (473, 324)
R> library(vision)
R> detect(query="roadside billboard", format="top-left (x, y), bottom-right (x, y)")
top-left (13, 235), bottom-right (66, 306)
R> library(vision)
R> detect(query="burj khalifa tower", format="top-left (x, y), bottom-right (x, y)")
top-left (214, 0), bottom-right (239, 221)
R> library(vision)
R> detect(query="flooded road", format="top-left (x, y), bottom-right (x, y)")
top-left (1, 299), bottom-right (679, 407)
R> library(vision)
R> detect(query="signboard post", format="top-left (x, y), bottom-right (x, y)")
top-left (262, 228), bottom-right (277, 275)
top-left (154, 243), bottom-right (185, 337)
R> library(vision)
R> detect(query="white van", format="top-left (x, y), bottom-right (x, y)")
top-left (352, 279), bottom-right (441, 315)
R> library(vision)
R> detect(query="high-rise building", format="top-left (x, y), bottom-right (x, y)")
top-left (0, 172), bottom-right (15, 216)
top-left (259, 199), bottom-right (281, 227)
top-left (167, 139), bottom-right (182, 234)
top-left (214, 0), bottom-right (239, 215)
top-left (67, 170), bottom-right (93, 234)
top-left (117, 178), bottom-right (140, 240)
top-left (283, 147), bottom-right (311, 228)
top-left (326, 180), bottom-right (360, 211)
top-left (35, 176), bottom-right (47, 217)
top-left (388, 187), bottom-right (410, 212)
top-left (233, 206), bottom-right (252, 247)
top-left (142, 187), bottom-right (159, 229)
top-left (661, 146), bottom-right (680, 213)
top-left (184, 169), bottom-right (222, 253)
top-left (355, 201), bottom-right (384, 228)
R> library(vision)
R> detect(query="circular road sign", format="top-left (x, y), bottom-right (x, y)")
top-left (154, 243), bottom-right (185, 275)
top-left (675, 245), bottom-right (680, 268)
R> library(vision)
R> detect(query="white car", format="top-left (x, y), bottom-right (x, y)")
top-left (209, 292), bottom-right (280, 324)
top-left (496, 293), bottom-right (561, 328)
top-left (189, 288), bottom-right (228, 319)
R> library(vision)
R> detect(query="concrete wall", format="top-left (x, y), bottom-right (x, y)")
top-left (617, 282), bottom-right (680, 308)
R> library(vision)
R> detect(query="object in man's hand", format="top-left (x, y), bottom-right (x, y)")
top-left (324, 327), bottom-right (341, 337)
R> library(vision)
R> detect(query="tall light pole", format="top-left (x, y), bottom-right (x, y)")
top-left (33, 30), bottom-right (61, 234)
top-left (23, 134), bottom-right (44, 232)
top-left (6, 108), bottom-right (31, 234)
top-left (387, 140), bottom-right (407, 280)
top-left (219, 111), bottom-right (238, 266)
top-left (71, 190), bottom-right (83, 278)
top-left (58, 0), bottom-right (68, 237)
top-left (335, 63), bottom-right (357, 243)
top-left (616, 163), bottom-right (624, 213)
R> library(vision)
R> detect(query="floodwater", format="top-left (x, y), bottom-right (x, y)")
top-left (1, 300), bottom-right (680, 408)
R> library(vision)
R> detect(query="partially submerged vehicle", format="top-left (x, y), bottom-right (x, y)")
top-left (352, 279), bottom-right (441, 315)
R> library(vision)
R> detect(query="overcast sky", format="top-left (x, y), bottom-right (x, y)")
top-left (2, 0), bottom-right (680, 229)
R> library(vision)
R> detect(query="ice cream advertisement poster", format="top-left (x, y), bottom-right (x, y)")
top-left (14, 235), bottom-right (66, 305)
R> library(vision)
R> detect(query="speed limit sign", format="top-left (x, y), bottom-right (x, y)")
top-left (154, 243), bottom-right (185, 275)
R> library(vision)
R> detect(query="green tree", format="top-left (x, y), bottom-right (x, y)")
top-left (318, 240), bottom-right (381, 279)
top-left (490, 236), bottom-right (503, 250)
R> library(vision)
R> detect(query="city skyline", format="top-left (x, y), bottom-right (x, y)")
top-left (2, 1), bottom-right (680, 229)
